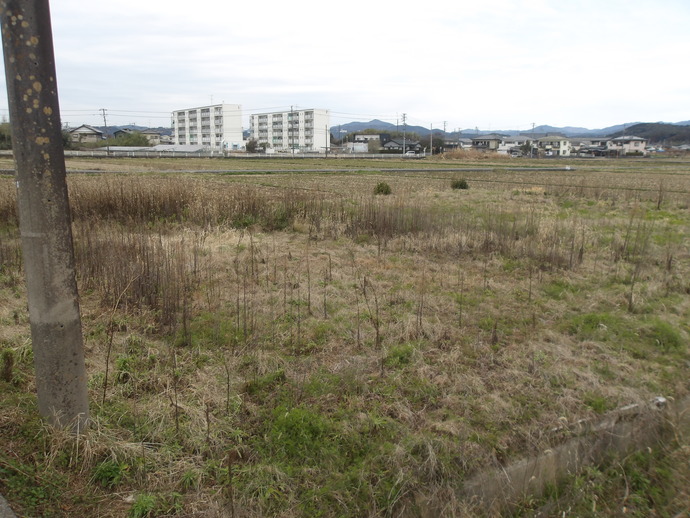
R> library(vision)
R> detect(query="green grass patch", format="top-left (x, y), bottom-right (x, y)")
top-left (542, 278), bottom-right (579, 300)
top-left (642, 318), bottom-right (683, 352)
top-left (566, 312), bottom-right (635, 343)
top-left (384, 343), bottom-right (416, 368)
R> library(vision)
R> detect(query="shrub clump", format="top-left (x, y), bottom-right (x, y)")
top-left (451, 179), bottom-right (469, 190)
top-left (373, 182), bottom-right (392, 195)
top-left (645, 318), bottom-right (683, 351)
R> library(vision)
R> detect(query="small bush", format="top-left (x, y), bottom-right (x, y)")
top-left (373, 182), bottom-right (392, 195)
top-left (128, 493), bottom-right (157, 518)
top-left (645, 319), bottom-right (683, 351)
top-left (268, 405), bottom-right (333, 463)
top-left (451, 179), bottom-right (469, 190)
top-left (93, 459), bottom-right (129, 488)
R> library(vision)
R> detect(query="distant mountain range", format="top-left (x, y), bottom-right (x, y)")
top-left (92, 124), bottom-right (173, 137)
top-left (333, 119), bottom-right (690, 143)
top-left (95, 120), bottom-right (690, 145)
top-left (608, 123), bottom-right (690, 145)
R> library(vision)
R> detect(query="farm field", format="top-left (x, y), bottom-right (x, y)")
top-left (1, 155), bottom-right (689, 516)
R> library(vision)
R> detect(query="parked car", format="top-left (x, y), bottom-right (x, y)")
top-left (404, 150), bottom-right (416, 156)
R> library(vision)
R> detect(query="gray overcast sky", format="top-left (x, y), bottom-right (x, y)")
top-left (1, 0), bottom-right (688, 132)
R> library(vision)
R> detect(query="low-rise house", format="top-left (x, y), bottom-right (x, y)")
top-left (568, 139), bottom-right (591, 152)
top-left (607, 135), bottom-right (648, 156)
top-left (354, 134), bottom-right (381, 142)
top-left (113, 128), bottom-right (163, 145)
top-left (538, 136), bottom-right (571, 157)
top-left (382, 138), bottom-right (421, 153)
top-left (457, 137), bottom-right (473, 149)
top-left (471, 134), bottom-right (506, 151)
top-left (442, 137), bottom-right (473, 149)
top-left (498, 136), bottom-right (533, 155)
top-left (354, 134), bottom-right (382, 152)
top-left (141, 130), bottom-right (162, 145)
top-left (572, 138), bottom-right (612, 157)
top-left (68, 124), bottom-right (103, 144)
top-left (112, 128), bottom-right (132, 138)
top-left (344, 142), bottom-right (369, 153)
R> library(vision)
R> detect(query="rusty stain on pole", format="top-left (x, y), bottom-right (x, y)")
top-left (1, 0), bottom-right (89, 430)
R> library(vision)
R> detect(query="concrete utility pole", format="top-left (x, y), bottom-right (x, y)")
top-left (100, 108), bottom-right (109, 155)
top-left (1, 0), bottom-right (90, 431)
top-left (402, 113), bottom-right (407, 155)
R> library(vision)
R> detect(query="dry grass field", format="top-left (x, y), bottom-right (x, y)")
top-left (1, 155), bottom-right (689, 517)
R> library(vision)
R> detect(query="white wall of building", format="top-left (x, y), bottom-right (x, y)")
top-left (172, 104), bottom-right (244, 151)
top-left (250, 108), bottom-right (329, 153)
top-left (606, 137), bottom-right (647, 155)
top-left (538, 137), bottom-right (572, 157)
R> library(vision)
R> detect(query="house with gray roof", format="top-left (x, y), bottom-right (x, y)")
top-left (68, 124), bottom-right (103, 144)
top-left (607, 135), bottom-right (648, 156)
top-left (471, 134), bottom-right (507, 151)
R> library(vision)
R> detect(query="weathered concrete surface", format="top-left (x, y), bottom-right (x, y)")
top-left (464, 396), bottom-right (690, 512)
top-left (1, 0), bottom-right (90, 431)
top-left (415, 395), bottom-right (690, 516)
top-left (0, 494), bottom-right (17, 518)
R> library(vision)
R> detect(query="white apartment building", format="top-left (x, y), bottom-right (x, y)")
top-left (250, 108), bottom-right (329, 153)
top-left (172, 104), bottom-right (244, 151)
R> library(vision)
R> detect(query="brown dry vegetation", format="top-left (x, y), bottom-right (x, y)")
top-left (0, 156), bottom-right (689, 517)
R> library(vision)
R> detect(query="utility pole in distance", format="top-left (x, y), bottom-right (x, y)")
top-left (1, 0), bottom-right (90, 432)
top-left (101, 108), bottom-right (109, 155)
top-left (402, 113), bottom-right (407, 155)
